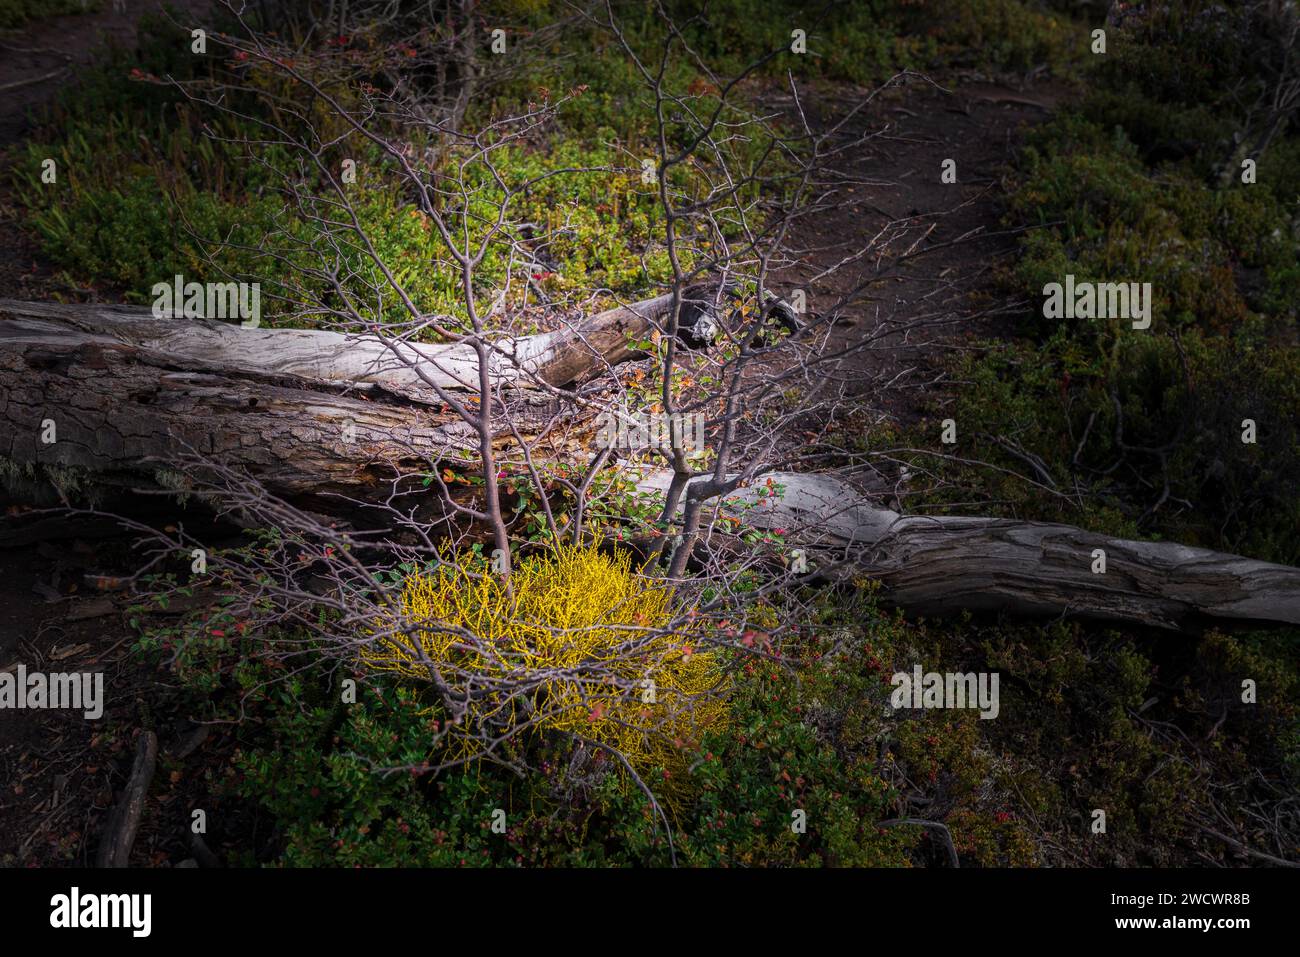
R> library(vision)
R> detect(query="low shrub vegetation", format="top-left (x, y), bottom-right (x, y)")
top-left (883, 0), bottom-right (1300, 568)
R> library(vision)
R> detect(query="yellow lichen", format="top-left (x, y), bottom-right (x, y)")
top-left (364, 544), bottom-right (729, 798)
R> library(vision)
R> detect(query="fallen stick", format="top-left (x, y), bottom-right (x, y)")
top-left (95, 730), bottom-right (158, 869)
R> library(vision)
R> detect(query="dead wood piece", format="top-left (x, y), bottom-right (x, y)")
top-left (95, 730), bottom-right (158, 869)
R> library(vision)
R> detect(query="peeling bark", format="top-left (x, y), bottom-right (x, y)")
top-left (0, 295), bottom-right (670, 495)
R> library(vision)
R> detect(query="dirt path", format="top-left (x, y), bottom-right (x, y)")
top-left (765, 76), bottom-right (1064, 426)
top-left (0, 1), bottom-right (215, 142)
top-left (0, 509), bottom-right (251, 866)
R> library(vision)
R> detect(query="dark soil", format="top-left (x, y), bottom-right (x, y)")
top-left (765, 75), bottom-right (1066, 424)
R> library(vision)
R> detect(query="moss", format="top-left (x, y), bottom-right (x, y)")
top-left (0, 457), bottom-right (36, 489)
top-left (0, 457), bottom-right (104, 507)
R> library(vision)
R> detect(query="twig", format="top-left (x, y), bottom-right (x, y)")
top-left (1198, 825), bottom-right (1299, 868)
top-left (95, 731), bottom-right (158, 868)
top-left (0, 65), bottom-right (69, 94)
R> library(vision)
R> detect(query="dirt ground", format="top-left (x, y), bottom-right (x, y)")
top-left (0, 8), bottom-right (1062, 866)
top-left (764, 76), bottom-right (1065, 425)
top-left (0, 1), bottom-right (248, 867)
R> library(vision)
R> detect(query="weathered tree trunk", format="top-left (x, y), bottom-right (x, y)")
top-left (0, 292), bottom-right (683, 395)
top-left (4, 299), bottom-right (1299, 632)
top-left (636, 470), bottom-right (1300, 631)
top-left (0, 294), bottom-right (685, 495)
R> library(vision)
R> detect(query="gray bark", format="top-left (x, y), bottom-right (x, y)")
top-left (0, 294), bottom-right (682, 495)
top-left (0, 292), bottom-right (680, 395)
top-left (4, 299), bottom-right (1299, 632)
top-left (636, 470), bottom-right (1300, 631)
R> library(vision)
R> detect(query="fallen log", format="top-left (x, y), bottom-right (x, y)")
top-left (0, 312), bottom-right (572, 499)
top-left (0, 289), bottom-right (692, 396)
top-left (0, 292), bottom-right (713, 498)
top-left (3, 299), bottom-right (1299, 632)
top-left (636, 470), bottom-right (1300, 631)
